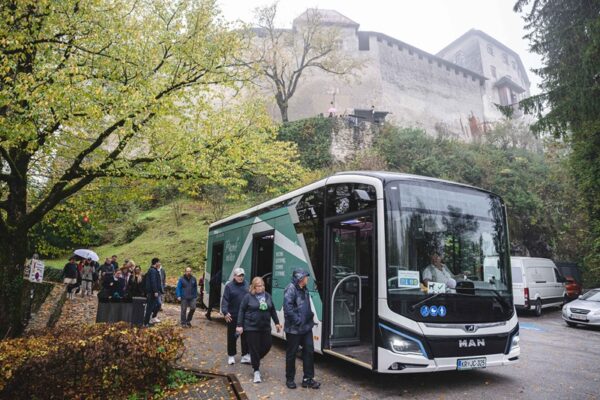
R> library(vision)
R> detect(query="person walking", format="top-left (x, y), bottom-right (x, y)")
top-left (221, 267), bottom-right (250, 365)
top-left (151, 259), bottom-right (165, 323)
top-left (283, 268), bottom-right (320, 389)
top-left (205, 269), bottom-right (221, 321)
top-left (176, 267), bottom-right (198, 328)
top-left (62, 256), bottom-right (79, 300)
top-left (81, 258), bottom-right (95, 297)
top-left (144, 259), bottom-right (163, 326)
top-left (236, 277), bottom-right (281, 383)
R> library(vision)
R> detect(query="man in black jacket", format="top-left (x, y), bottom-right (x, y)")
top-left (283, 268), bottom-right (320, 389)
top-left (221, 267), bottom-right (250, 365)
top-left (143, 260), bottom-right (163, 326)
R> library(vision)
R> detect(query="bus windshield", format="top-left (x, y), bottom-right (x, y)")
top-left (385, 180), bottom-right (513, 323)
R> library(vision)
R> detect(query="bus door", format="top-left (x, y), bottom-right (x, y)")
top-left (252, 231), bottom-right (275, 294)
top-left (325, 212), bottom-right (375, 367)
top-left (208, 242), bottom-right (224, 309)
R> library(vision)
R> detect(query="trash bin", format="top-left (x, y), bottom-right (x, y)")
top-left (95, 297), bottom-right (146, 325)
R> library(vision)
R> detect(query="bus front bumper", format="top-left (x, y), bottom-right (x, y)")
top-left (376, 346), bottom-right (520, 373)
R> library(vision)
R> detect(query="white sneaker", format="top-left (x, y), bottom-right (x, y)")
top-left (253, 370), bottom-right (261, 383)
top-left (150, 317), bottom-right (160, 324)
top-left (240, 354), bottom-right (251, 364)
top-left (154, 317), bottom-right (161, 323)
top-left (228, 356), bottom-right (235, 365)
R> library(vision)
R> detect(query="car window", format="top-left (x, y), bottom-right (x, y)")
top-left (553, 268), bottom-right (562, 282)
top-left (511, 266), bottom-right (523, 284)
top-left (581, 290), bottom-right (600, 302)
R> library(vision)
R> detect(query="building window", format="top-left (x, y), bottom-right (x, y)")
top-left (511, 60), bottom-right (517, 70)
top-left (502, 53), bottom-right (508, 64)
top-left (487, 44), bottom-right (494, 55)
top-left (490, 65), bottom-right (497, 78)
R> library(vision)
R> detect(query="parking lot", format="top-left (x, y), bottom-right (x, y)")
top-left (177, 306), bottom-right (599, 400)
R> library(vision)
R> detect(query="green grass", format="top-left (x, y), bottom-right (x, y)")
top-left (46, 199), bottom-right (255, 284)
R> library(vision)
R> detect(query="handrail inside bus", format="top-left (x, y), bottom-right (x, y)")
top-left (330, 274), bottom-right (362, 341)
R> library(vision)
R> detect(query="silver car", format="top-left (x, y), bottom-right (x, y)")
top-left (562, 289), bottom-right (600, 327)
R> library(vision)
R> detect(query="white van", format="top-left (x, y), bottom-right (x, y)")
top-left (511, 257), bottom-right (566, 316)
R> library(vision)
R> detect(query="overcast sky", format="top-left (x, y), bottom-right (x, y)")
top-left (217, 0), bottom-right (542, 94)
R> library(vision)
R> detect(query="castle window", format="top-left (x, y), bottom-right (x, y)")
top-left (511, 60), bottom-right (517, 70)
top-left (358, 33), bottom-right (370, 51)
top-left (408, 49), bottom-right (414, 55)
top-left (487, 44), bottom-right (494, 55)
top-left (502, 53), bottom-right (508, 64)
top-left (490, 65), bottom-right (497, 78)
top-left (418, 54), bottom-right (423, 60)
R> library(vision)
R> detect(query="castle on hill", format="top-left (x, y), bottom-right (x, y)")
top-left (270, 9), bottom-right (531, 138)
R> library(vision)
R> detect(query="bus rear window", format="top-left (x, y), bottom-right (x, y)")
top-left (511, 266), bottom-right (523, 283)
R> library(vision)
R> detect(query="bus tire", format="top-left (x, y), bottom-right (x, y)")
top-left (534, 299), bottom-right (542, 317)
top-left (565, 321), bottom-right (577, 327)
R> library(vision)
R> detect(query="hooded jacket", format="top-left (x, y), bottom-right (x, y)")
top-left (283, 269), bottom-right (315, 335)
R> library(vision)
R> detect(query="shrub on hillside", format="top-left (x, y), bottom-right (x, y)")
top-left (0, 322), bottom-right (183, 399)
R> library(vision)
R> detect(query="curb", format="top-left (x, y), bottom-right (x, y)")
top-left (177, 366), bottom-right (248, 400)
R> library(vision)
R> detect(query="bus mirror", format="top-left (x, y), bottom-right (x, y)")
top-left (353, 189), bottom-right (373, 202)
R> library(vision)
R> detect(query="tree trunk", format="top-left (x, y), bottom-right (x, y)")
top-left (0, 233), bottom-right (28, 338)
top-left (276, 96), bottom-right (289, 123)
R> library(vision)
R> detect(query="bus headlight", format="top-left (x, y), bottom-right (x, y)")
top-left (391, 338), bottom-right (422, 354)
top-left (379, 323), bottom-right (427, 358)
top-left (510, 333), bottom-right (520, 351)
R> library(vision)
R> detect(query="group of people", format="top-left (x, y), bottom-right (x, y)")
top-left (62, 255), bottom-right (169, 326)
top-left (218, 267), bottom-right (320, 389)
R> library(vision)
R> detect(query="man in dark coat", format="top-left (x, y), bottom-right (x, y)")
top-left (221, 267), bottom-right (250, 365)
top-left (143, 261), bottom-right (163, 326)
top-left (283, 268), bottom-right (320, 389)
top-left (176, 267), bottom-right (198, 327)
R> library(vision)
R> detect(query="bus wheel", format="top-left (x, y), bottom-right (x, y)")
top-left (566, 321), bottom-right (577, 327)
top-left (534, 299), bottom-right (542, 317)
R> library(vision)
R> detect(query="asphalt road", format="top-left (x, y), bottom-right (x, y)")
top-left (174, 306), bottom-right (600, 400)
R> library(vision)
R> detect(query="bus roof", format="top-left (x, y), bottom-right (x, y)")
top-left (209, 171), bottom-right (495, 230)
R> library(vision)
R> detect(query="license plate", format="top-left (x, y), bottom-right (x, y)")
top-left (457, 357), bottom-right (486, 370)
top-left (570, 313), bottom-right (588, 321)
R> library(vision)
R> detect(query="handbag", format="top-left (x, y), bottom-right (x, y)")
top-left (63, 277), bottom-right (77, 285)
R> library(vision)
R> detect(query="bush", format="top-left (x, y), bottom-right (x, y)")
top-left (0, 322), bottom-right (183, 400)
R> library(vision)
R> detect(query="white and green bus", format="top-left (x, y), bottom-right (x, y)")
top-left (204, 172), bottom-right (520, 373)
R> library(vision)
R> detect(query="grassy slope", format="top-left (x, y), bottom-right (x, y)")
top-left (46, 199), bottom-right (253, 285)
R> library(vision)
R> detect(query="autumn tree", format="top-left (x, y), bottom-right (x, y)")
top-left (514, 0), bottom-right (600, 281)
top-left (250, 3), bottom-right (362, 122)
top-left (0, 0), bottom-right (301, 337)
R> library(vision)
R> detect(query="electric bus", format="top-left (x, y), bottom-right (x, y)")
top-left (203, 172), bottom-right (520, 373)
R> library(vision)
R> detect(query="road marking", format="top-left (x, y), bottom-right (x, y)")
top-left (520, 322), bottom-right (547, 332)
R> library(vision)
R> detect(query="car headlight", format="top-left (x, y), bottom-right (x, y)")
top-left (510, 333), bottom-right (520, 350)
top-left (379, 323), bottom-right (427, 357)
top-left (591, 309), bottom-right (600, 316)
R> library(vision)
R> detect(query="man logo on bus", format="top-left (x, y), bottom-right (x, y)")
top-left (459, 339), bottom-right (486, 348)
top-left (465, 324), bottom-right (476, 332)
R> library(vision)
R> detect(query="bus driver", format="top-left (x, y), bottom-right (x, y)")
top-left (422, 252), bottom-right (457, 289)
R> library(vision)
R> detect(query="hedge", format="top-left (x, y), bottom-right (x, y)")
top-left (0, 322), bottom-right (184, 399)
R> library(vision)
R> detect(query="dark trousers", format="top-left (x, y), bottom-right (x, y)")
top-left (226, 319), bottom-right (248, 356)
top-left (144, 295), bottom-right (159, 325)
top-left (245, 330), bottom-right (273, 371)
top-left (285, 331), bottom-right (314, 382)
top-left (180, 298), bottom-right (196, 324)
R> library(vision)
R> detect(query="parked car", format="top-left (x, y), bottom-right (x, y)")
top-left (564, 276), bottom-right (583, 301)
top-left (562, 289), bottom-right (600, 327)
top-left (511, 257), bottom-right (566, 316)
